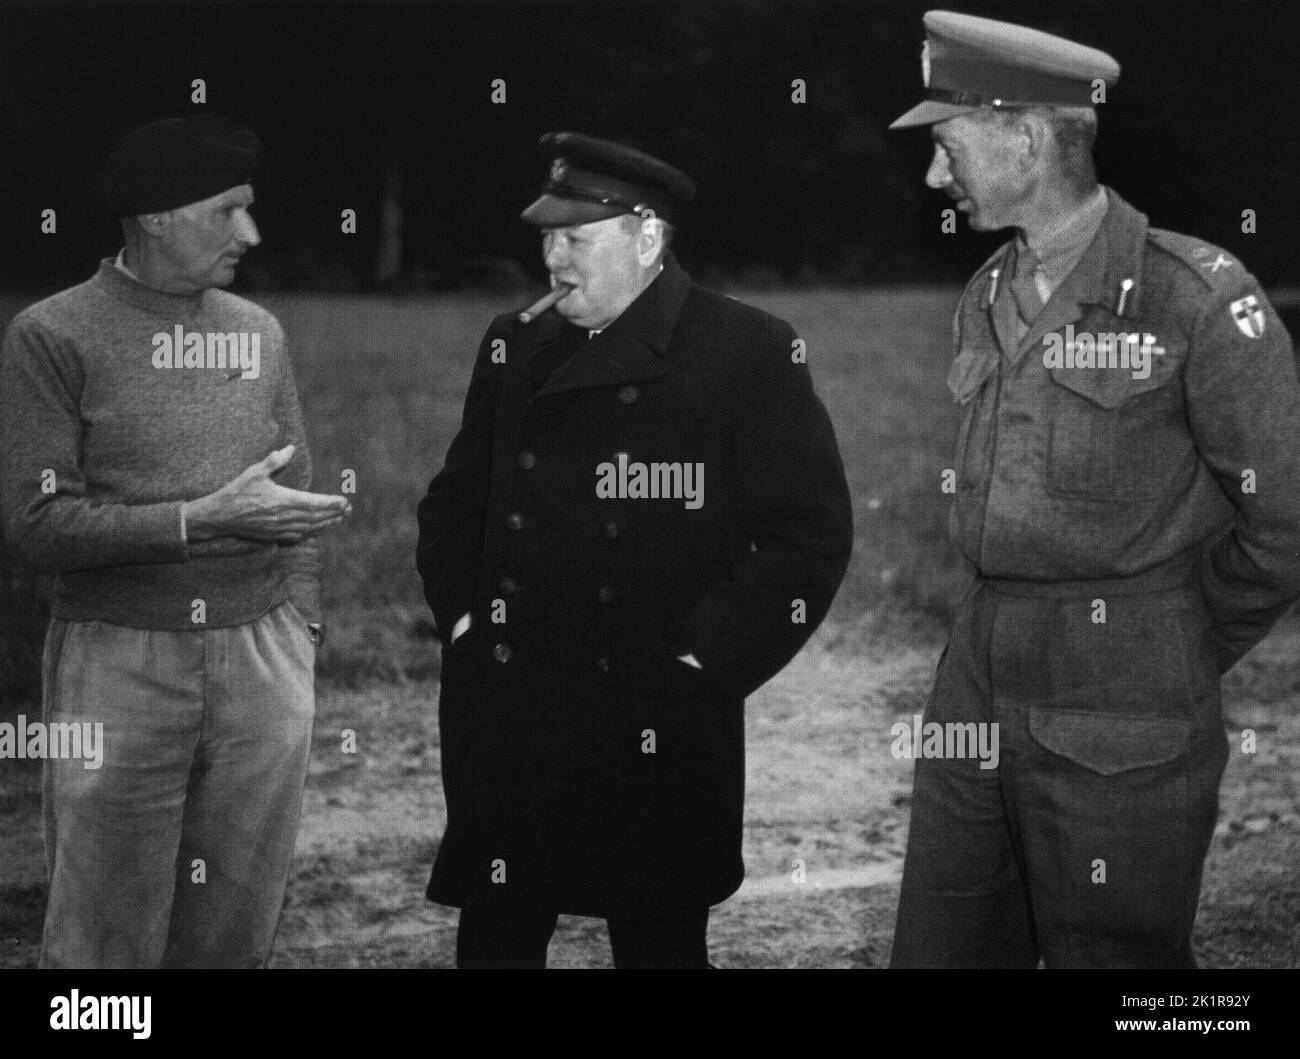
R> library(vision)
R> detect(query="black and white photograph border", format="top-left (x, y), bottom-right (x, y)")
top-left (0, 0), bottom-right (1295, 1012)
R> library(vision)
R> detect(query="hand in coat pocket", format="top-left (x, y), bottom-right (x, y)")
top-left (449, 613), bottom-right (472, 644)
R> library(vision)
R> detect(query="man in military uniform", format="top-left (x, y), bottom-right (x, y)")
top-left (888, 12), bottom-right (1300, 967)
top-left (416, 132), bottom-right (852, 968)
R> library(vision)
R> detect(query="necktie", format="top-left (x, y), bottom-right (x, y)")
top-left (1008, 240), bottom-right (1045, 329)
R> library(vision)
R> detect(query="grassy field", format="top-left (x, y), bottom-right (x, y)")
top-left (1, 287), bottom-right (1298, 967)
top-left (259, 286), bottom-right (970, 682)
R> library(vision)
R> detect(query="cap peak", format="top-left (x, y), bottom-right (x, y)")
top-left (891, 12), bottom-right (1120, 129)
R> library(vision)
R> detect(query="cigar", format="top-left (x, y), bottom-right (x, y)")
top-left (518, 284), bottom-right (573, 324)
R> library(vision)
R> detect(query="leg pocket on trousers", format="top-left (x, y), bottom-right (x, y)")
top-left (276, 598), bottom-right (316, 661)
top-left (1037, 590), bottom-right (1214, 775)
top-left (1028, 709), bottom-right (1190, 775)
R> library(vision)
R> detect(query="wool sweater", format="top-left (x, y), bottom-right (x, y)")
top-left (0, 260), bottom-right (320, 629)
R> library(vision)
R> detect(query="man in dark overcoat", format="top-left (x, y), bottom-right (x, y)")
top-left (416, 132), bottom-right (853, 967)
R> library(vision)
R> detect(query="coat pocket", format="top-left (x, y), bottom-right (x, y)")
top-left (1044, 308), bottom-right (1186, 501)
top-left (633, 638), bottom-right (741, 773)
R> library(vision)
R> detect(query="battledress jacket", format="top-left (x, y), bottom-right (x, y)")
top-left (947, 188), bottom-right (1300, 673)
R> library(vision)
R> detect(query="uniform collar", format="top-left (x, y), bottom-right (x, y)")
top-left (1011, 187), bottom-right (1150, 360)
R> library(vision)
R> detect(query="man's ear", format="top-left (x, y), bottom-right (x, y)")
top-left (635, 216), bottom-right (664, 267)
top-left (136, 212), bottom-right (171, 238)
top-left (1016, 113), bottom-right (1048, 173)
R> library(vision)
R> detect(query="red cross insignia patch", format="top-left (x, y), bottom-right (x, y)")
top-left (1229, 294), bottom-right (1265, 340)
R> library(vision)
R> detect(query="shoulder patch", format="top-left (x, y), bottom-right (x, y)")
top-left (1146, 228), bottom-right (1239, 291)
top-left (1226, 293), bottom-right (1267, 340)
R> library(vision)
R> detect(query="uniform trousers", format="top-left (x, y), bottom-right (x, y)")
top-left (891, 573), bottom-right (1229, 968)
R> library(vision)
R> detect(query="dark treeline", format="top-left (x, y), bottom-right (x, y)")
top-left (0, 0), bottom-right (1295, 293)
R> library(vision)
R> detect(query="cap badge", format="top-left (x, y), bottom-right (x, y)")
top-left (550, 158), bottom-right (568, 183)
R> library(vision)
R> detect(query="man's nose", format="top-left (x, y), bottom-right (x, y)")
top-left (925, 147), bottom-right (950, 190)
top-left (236, 210), bottom-right (261, 247)
top-left (543, 239), bottom-right (567, 271)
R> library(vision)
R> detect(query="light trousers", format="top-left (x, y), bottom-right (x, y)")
top-left (39, 600), bottom-right (315, 968)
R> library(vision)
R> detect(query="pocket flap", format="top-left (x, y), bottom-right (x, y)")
top-left (947, 348), bottom-right (998, 404)
top-left (1044, 307), bottom-right (1184, 409)
top-left (1029, 708), bottom-right (1190, 775)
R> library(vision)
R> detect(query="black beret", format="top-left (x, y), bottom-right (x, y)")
top-left (92, 115), bottom-right (262, 216)
top-left (521, 131), bottom-right (696, 227)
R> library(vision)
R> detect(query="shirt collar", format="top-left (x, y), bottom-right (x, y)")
top-left (113, 248), bottom-right (141, 281)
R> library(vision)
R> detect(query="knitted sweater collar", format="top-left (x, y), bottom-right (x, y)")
top-left (95, 258), bottom-right (208, 317)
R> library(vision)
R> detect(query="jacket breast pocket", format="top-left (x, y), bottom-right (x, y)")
top-left (1044, 310), bottom-right (1185, 502)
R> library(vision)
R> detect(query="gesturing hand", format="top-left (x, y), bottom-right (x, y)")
top-left (183, 445), bottom-right (351, 544)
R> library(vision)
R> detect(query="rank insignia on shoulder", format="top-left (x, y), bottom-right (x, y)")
top-left (1192, 247), bottom-right (1234, 273)
top-left (1151, 232), bottom-right (1233, 290)
top-left (1229, 294), bottom-right (1265, 339)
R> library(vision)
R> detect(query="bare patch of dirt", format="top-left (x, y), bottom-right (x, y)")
top-left (2, 621), bottom-right (1297, 968)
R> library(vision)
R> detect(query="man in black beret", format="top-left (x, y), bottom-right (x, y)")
top-left (417, 132), bottom-right (853, 967)
top-left (0, 116), bottom-right (349, 967)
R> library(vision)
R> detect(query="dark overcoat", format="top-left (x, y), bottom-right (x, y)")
top-left (416, 254), bottom-right (852, 916)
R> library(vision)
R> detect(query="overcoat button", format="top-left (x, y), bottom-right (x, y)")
top-left (618, 385), bottom-right (639, 405)
top-left (506, 512), bottom-right (523, 531)
top-left (597, 586), bottom-right (616, 604)
top-left (493, 643), bottom-right (513, 663)
top-left (517, 451), bottom-right (536, 470)
top-left (499, 577), bottom-right (518, 596)
top-left (595, 655), bottom-right (611, 673)
top-left (603, 521), bottom-right (619, 540)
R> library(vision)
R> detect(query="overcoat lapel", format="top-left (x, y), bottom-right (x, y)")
top-left (515, 252), bottom-right (693, 398)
